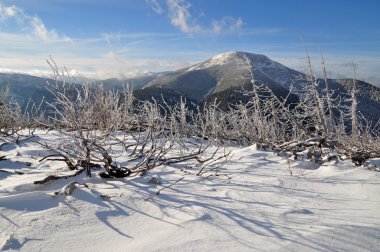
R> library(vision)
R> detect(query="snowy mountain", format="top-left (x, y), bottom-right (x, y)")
top-left (146, 51), bottom-right (302, 102)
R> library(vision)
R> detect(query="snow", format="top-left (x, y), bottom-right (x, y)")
top-left (184, 51), bottom-right (293, 89)
top-left (186, 51), bottom-right (246, 71)
top-left (204, 52), bottom-right (242, 67)
top-left (1, 131), bottom-right (380, 251)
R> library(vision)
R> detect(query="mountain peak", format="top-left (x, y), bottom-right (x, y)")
top-left (206, 51), bottom-right (242, 66)
top-left (209, 51), bottom-right (267, 62)
top-left (188, 51), bottom-right (273, 71)
top-left (188, 51), bottom-right (247, 71)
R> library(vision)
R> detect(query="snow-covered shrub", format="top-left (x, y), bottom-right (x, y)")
top-left (0, 86), bottom-right (24, 136)
top-left (43, 59), bottom-right (228, 178)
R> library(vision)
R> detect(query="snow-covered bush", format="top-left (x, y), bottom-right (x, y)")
top-left (0, 86), bottom-right (27, 139)
top-left (41, 59), bottom-right (228, 178)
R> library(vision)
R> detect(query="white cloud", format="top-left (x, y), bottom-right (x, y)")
top-left (104, 51), bottom-right (127, 66)
top-left (30, 16), bottom-right (59, 41)
top-left (271, 53), bottom-right (380, 88)
top-left (166, 0), bottom-right (201, 33)
top-left (147, 0), bottom-right (244, 34)
top-left (211, 16), bottom-right (243, 34)
top-left (0, 2), bottom-right (70, 42)
top-left (101, 32), bottom-right (122, 44)
top-left (0, 4), bottom-right (20, 20)
top-left (146, 0), bottom-right (164, 14)
top-left (103, 50), bottom-right (191, 72)
top-left (0, 24), bottom-right (196, 80)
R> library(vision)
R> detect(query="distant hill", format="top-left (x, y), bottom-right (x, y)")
top-left (133, 86), bottom-right (198, 111)
top-left (102, 73), bottom-right (158, 91)
top-left (0, 73), bottom-right (53, 111)
top-left (0, 73), bottom-right (157, 112)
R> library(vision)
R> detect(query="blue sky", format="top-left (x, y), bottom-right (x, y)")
top-left (0, 0), bottom-right (379, 86)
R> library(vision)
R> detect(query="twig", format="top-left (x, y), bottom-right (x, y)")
top-left (0, 169), bottom-right (24, 175)
top-left (155, 177), bottom-right (184, 195)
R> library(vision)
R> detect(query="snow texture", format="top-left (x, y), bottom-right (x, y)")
top-left (1, 132), bottom-right (380, 251)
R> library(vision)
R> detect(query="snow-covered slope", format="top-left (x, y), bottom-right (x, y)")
top-left (146, 51), bottom-right (301, 102)
top-left (1, 131), bottom-right (380, 251)
top-left (187, 51), bottom-right (247, 70)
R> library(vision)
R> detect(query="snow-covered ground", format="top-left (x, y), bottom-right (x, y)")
top-left (1, 131), bottom-right (380, 251)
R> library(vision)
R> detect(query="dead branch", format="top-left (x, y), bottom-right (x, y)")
top-left (33, 169), bottom-right (84, 184)
top-left (39, 154), bottom-right (76, 170)
top-left (197, 150), bottom-right (231, 176)
top-left (155, 177), bottom-right (184, 195)
top-left (0, 169), bottom-right (24, 175)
